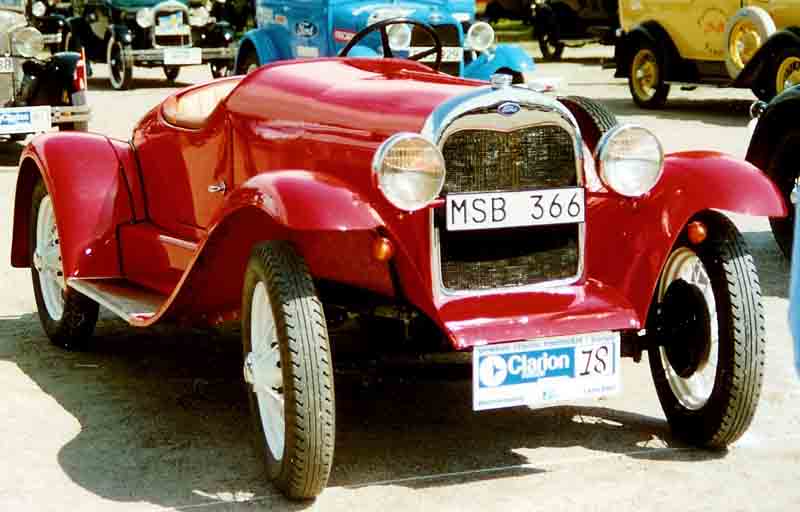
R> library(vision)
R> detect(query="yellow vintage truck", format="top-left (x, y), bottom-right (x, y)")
top-left (615, 0), bottom-right (800, 107)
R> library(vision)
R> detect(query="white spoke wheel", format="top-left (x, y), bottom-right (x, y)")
top-left (649, 215), bottom-right (765, 448)
top-left (241, 241), bottom-right (334, 500)
top-left (107, 38), bottom-right (133, 90)
top-left (29, 178), bottom-right (98, 350)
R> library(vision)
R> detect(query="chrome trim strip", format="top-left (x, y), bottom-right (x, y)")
top-left (421, 85), bottom-right (586, 302)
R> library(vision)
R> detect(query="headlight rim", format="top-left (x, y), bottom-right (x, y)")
top-left (136, 8), bottom-right (154, 29)
top-left (372, 132), bottom-right (447, 212)
top-left (595, 123), bottom-right (665, 198)
top-left (386, 22), bottom-right (412, 51)
top-left (32, 1), bottom-right (47, 18)
top-left (466, 21), bottom-right (495, 52)
top-left (11, 26), bottom-right (45, 58)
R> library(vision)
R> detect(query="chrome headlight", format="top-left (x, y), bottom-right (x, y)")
top-left (387, 22), bottom-right (411, 51)
top-left (32, 1), bottom-right (47, 17)
top-left (136, 8), bottom-right (154, 28)
top-left (11, 27), bottom-right (44, 58)
top-left (596, 125), bottom-right (664, 197)
top-left (373, 133), bottom-right (446, 211)
top-left (189, 6), bottom-right (210, 27)
top-left (466, 21), bottom-right (494, 52)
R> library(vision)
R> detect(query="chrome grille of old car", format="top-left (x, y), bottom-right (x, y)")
top-left (434, 107), bottom-right (583, 292)
top-left (152, 1), bottom-right (191, 48)
top-left (410, 24), bottom-right (460, 77)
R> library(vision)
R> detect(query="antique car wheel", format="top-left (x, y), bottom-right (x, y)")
top-left (210, 62), bottom-right (230, 79)
top-left (773, 48), bottom-right (800, 97)
top-left (628, 42), bottom-right (670, 109)
top-left (107, 39), bottom-right (133, 90)
top-left (537, 26), bottom-right (564, 62)
top-left (649, 215), bottom-right (764, 448)
top-left (163, 66), bottom-right (180, 83)
top-left (724, 7), bottom-right (775, 79)
top-left (766, 133), bottom-right (800, 257)
top-left (30, 178), bottom-right (98, 350)
top-left (557, 96), bottom-right (617, 152)
top-left (241, 241), bottom-right (335, 500)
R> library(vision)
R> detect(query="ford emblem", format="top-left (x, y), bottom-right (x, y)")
top-left (497, 102), bottom-right (520, 116)
top-left (294, 21), bottom-right (318, 38)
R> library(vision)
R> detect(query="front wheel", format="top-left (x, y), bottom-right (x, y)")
top-left (537, 25), bottom-right (564, 61)
top-left (163, 65), bottom-right (180, 83)
top-left (30, 178), bottom-right (99, 350)
top-left (628, 42), bottom-right (670, 109)
top-left (107, 39), bottom-right (133, 90)
top-left (210, 61), bottom-right (230, 79)
top-left (648, 215), bottom-right (764, 448)
top-left (241, 241), bottom-right (335, 500)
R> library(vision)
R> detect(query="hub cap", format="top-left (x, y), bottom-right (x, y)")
top-left (728, 20), bottom-right (762, 72)
top-left (244, 281), bottom-right (284, 461)
top-left (657, 247), bottom-right (719, 410)
top-left (632, 48), bottom-right (659, 101)
top-left (34, 195), bottom-right (65, 320)
top-left (776, 56), bottom-right (800, 94)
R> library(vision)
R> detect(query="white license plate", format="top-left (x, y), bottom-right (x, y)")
top-left (0, 106), bottom-right (51, 134)
top-left (473, 331), bottom-right (621, 411)
top-left (408, 46), bottom-right (463, 62)
top-left (0, 57), bottom-right (13, 74)
top-left (446, 187), bottom-right (585, 231)
top-left (163, 47), bottom-right (202, 65)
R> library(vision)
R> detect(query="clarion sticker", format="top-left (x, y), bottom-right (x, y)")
top-left (497, 102), bottom-right (521, 116)
top-left (333, 29), bottom-right (356, 43)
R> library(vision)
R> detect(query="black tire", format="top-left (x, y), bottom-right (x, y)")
top-left (163, 65), bottom-right (180, 83)
top-left (30, 178), bottom-right (99, 350)
top-left (769, 47), bottom-right (800, 100)
top-left (237, 50), bottom-right (260, 75)
top-left (537, 25), bottom-right (564, 62)
top-left (241, 241), bottom-right (335, 500)
top-left (107, 39), bottom-right (133, 90)
top-left (766, 133), bottom-right (800, 258)
top-left (628, 40), bottom-right (670, 109)
top-left (210, 61), bottom-right (230, 79)
top-left (557, 96), bottom-right (618, 153)
top-left (648, 214), bottom-right (764, 448)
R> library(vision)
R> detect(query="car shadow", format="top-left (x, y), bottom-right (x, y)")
top-left (744, 230), bottom-right (790, 299)
top-left (2, 314), bottom-right (726, 510)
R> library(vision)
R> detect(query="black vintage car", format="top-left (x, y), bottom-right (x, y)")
top-left (746, 86), bottom-right (800, 257)
top-left (0, 0), bottom-right (90, 136)
top-left (534, 0), bottom-right (618, 61)
top-left (26, 0), bottom-right (72, 52)
top-left (68, 0), bottom-right (236, 90)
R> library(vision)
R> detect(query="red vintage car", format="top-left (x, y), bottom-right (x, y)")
top-left (9, 30), bottom-right (786, 500)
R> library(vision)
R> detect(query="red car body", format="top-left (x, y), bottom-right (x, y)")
top-left (11, 58), bottom-right (785, 348)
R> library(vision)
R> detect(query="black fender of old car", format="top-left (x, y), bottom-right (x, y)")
top-left (734, 27), bottom-right (800, 91)
top-left (21, 51), bottom-right (84, 107)
top-left (614, 21), bottom-right (685, 80)
top-left (195, 19), bottom-right (235, 48)
top-left (746, 84), bottom-right (800, 174)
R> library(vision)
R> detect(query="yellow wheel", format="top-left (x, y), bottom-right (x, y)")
top-left (724, 7), bottom-right (776, 79)
top-left (628, 43), bottom-right (670, 109)
top-left (775, 53), bottom-right (800, 95)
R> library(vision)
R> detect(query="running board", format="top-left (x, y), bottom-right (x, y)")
top-left (68, 278), bottom-right (166, 326)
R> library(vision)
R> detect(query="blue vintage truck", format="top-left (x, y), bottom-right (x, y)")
top-left (235, 0), bottom-right (536, 82)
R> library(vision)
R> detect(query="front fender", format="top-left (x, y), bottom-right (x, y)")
top-left (735, 28), bottom-right (800, 88)
top-left (463, 44), bottom-right (536, 80)
top-left (236, 27), bottom-right (289, 69)
top-left (746, 84), bottom-right (800, 172)
top-left (11, 133), bottom-right (133, 278)
top-left (587, 151), bottom-right (786, 323)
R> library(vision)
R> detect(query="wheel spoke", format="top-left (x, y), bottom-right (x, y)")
top-left (409, 47), bottom-right (437, 62)
top-left (379, 27), bottom-right (393, 58)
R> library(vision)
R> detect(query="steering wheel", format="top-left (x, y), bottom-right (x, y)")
top-left (338, 18), bottom-right (443, 72)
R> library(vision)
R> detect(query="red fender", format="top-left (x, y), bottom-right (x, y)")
top-left (11, 133), bottom-right (134, 278)
top-left (586, 151), bottom-right (787, 323)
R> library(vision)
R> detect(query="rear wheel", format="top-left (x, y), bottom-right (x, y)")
top-left (163, 65), bottom-right (180, 83)
top-left (241, 241), bottom-right (335, 499)
top-left (107, 39), bottom-right (133, 90)
top-left (772, 48), bottom-right (800, 97)
top-left (537, 25), bottom-right (564, 62)
top-left (628, 41), bottom-right (670, 109)
top-left (649, 215), bottom-right (764, 448)
top-left (30, 178), bottom-right (98, 350)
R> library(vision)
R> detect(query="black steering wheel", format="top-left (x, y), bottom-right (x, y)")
top-left (338, 18), bottom-right (443, 72)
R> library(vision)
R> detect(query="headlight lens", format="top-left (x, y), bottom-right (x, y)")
top-left (189, 6), bottom-right (210, 27)
top-left (386, 22), bottom-right (411, 51)
top-left (466, 21), bottom-right (494, 52)
top-left (11, 27), bottom-right (44, 58)
top-left (596, 125), bottom-right (664, 197)
top-left (373, 133), bottom-right (446, 211)
top-left (32, 1), bottom-right (47, 17)
top-left (136, 8), bottom-right (154, 28)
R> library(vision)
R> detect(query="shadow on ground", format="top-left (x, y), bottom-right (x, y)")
top-left (1, 313), bottom-right (727, 510)
top-left (596, 97), bottom-right (754, 128)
